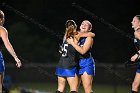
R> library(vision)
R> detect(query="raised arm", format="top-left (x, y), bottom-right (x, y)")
top-left (0, 26), bottom-right (21, 68)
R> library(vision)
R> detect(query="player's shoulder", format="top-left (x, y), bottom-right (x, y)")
top-left (0, 26), bottom-right (7, 33)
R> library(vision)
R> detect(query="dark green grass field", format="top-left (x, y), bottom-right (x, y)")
top-left (10, 82), bottom-right (131, 93)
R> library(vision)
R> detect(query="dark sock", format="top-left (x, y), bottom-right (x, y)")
top-left (90, 92), bottom-right (94, 93)
top-left (70, 91), bottom-right (77, 93)
top-left (131, 90), bottom-right (138, 93)
top-left (55, 90), bottom-right (63, 93)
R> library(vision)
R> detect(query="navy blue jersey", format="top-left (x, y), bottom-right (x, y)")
top-left (134, 38), bottom-right (140, 73)
top-left (57, 40), bottom-right (78, 69)
top-left (0, 52), bottom-right (4, 73)
top-left (0, 38), bottom-right (3, 51)
top-left (78, 37), bottom-right (95, 75)
top-left (0, 38), bottom-right (4, 73)
top-left (78, 37), bottom-right (91, 58)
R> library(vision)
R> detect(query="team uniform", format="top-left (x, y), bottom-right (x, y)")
top-left (56, 40), bottom-right (78, 77)
top-left (78, 37), bottom-right (95, 75)
top-left (134, 38), bottom-right (140, 73)
top-left (0, 39), bottom-right (4, 73)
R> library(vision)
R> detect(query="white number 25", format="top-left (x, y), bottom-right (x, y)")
top-left (62, 44), bottom-right (68, 57)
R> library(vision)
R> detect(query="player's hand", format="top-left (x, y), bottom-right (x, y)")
top-left (131, 54), bottom-right (139, 62)
top-left (15, 57), bottom-right (22, 68)
top-left (67, 37), bottom-right (74, 45)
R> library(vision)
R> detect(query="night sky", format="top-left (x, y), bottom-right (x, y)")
top-left (0, 0), bottom-right (140, 63)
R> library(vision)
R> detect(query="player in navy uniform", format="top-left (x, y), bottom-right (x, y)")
top-left (67, 20), bottom-right (95, 93)
top-left (0, 10), bottom-right (22, 93)
top-left (55, 20), bottom-right (95, 93)
top-left (130, 15), bottom-right (140, 93)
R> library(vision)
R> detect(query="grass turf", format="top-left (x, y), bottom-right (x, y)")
top-left (10, 82), bottom-right (130, 93)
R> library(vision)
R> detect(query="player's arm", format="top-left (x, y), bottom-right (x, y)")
top-left (0, 27), bottom-right (21, 67)
top-left (78, 32), bottom-right (95, 38)
top-left (67, 37), bottom-right (93, 55)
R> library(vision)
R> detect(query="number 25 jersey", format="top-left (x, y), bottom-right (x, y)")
top-left (57, 40), bottom-right (78, 69)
